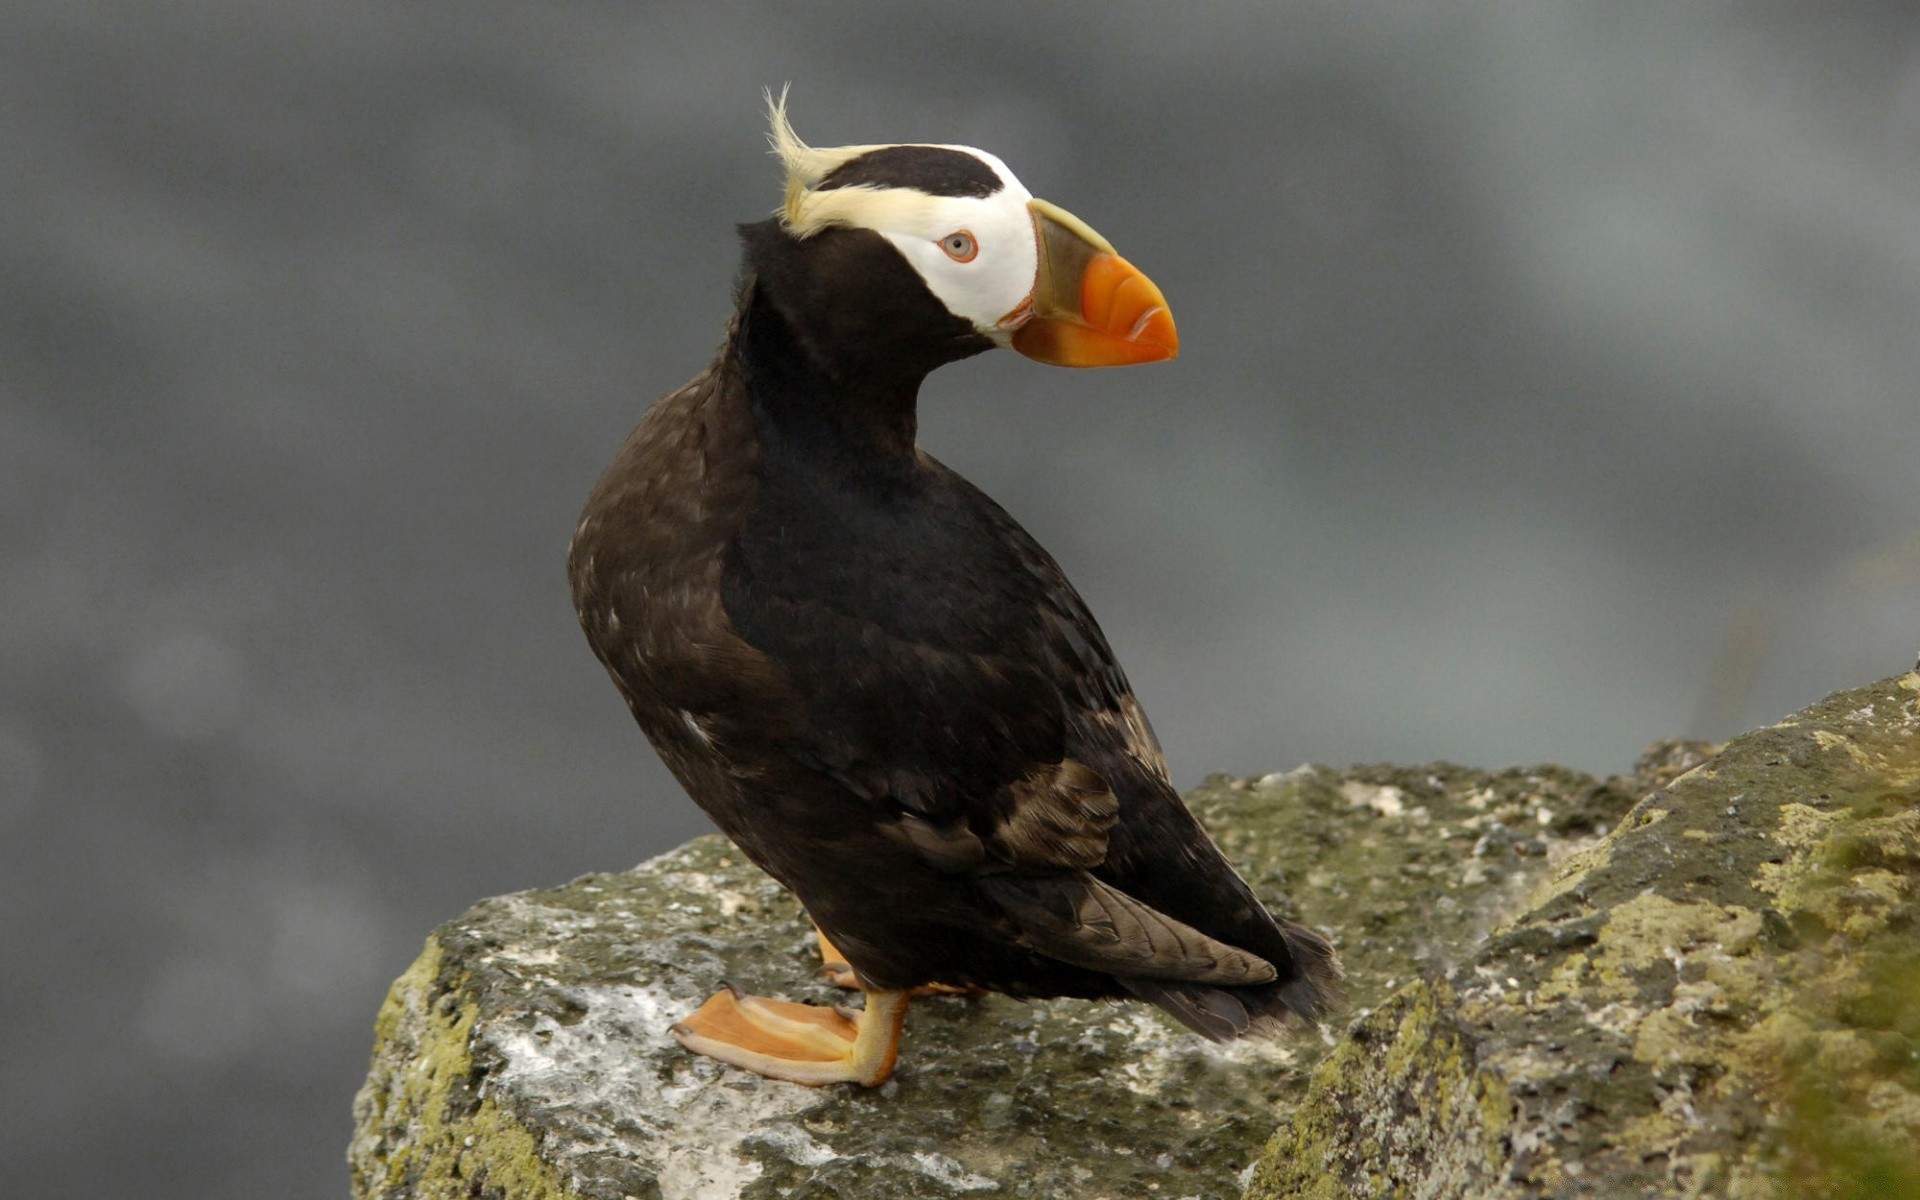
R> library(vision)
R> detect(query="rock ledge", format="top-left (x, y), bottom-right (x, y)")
top-left (352, 674), bottom-right (1919, 1199)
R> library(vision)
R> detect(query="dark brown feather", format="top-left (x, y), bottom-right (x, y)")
top-left (977, 872), bottom-right (1277, 985)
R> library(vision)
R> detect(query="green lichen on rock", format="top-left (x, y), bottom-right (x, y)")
top-left (1185, 756), bottom-right (1659, 1023)
top-left (349, 940), bottom-right (578, 1200)
top-left (1247, 980), bottom-right (1515, 1200)
top-left (351, 749), bottom-right (1643, 1198)
top-left (1248, 672), bottom-right (1920, 1199)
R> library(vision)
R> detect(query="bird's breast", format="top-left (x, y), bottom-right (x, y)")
top-left (569, 369), bottom-right (769, 713)
top-left (723, 464), bottom-right (1043, 658)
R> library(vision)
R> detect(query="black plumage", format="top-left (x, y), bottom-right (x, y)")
top-left (569, 148), bottom-right (1338, 1074)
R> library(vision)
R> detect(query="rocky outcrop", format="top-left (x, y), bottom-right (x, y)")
top-left (1248, 671), bottom-right (1920, 1199)
top-left (350, 674), bottom-right (1919, 1199)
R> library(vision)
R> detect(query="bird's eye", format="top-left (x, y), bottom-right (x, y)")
top-left (939, 231), bottom-right (978, 263)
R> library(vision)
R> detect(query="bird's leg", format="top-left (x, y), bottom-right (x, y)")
top-left (813, 926), bottom-right (980, 997)
top-left (672, 984), bottom-right (909, 1087)
top-left (814, 926), bottom-right (861, 989)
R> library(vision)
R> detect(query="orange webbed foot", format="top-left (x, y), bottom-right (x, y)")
top-left (672, 984), bottom-right (909, 1087)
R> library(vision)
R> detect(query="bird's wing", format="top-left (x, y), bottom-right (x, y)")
top-left (719, 450), bottom-right (1267, 983)
top-left (976, 872), bottom-right (1277, 985)
top-left (725, 448), bottom-right (1171, 856)
top-left (940, 521), bottom-right (1288, 988)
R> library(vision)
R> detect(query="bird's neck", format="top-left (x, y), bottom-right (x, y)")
top-left (733, 280), bottom-right (923, 465)
top-left (728, 219), bottom-right (992, 473)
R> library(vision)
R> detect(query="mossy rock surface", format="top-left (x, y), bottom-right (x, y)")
top-left (1248, 672), bottom-right (1920, 1199)
top-left (350, 674), bottom-right (1917, 1199)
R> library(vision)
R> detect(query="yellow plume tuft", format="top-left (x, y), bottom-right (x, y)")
top-left (763, 87), bottom-right (907, 237)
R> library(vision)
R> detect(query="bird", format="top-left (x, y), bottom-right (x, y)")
top-left (568, 93), bottom-right (1340, 1087)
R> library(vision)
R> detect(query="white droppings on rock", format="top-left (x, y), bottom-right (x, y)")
top-left (906, 1151), bottom-right (998, 1192)
top-left (1099, 1006), bottom-right (1298, 1097)
top-left (488, 980), bottom-right (817, 1200)
top-left (746, 1122), bottom-right (837, 1168)
top-left (666, 868), bottom-right (766, 919)
top-left (1340, 780), bottom-right (1406, 817)
top-left (487, 944), bottom-right (563, 969)
top-left (1253, 765), bottom-right (1315, 791)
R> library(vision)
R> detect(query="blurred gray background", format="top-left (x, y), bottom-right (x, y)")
top-left (4, 2), bottom-right (1917, 1194)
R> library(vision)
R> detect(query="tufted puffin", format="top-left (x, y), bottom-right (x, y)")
top-left (568, 94), bottom-right (1341, 1087)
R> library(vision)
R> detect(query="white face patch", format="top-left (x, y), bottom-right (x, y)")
top-left (862, 149), bottom-right (1038, 341)
top-left (764, 102), bottom-right (1040, 340)
top-left (786, 148), bottom-right (1039, 341)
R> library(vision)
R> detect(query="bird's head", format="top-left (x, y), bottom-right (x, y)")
top-left (761, 93), bottom-right (1178, 370)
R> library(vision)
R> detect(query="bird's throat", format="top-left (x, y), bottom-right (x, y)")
top-left (734, 281), bottom-right (925, 467)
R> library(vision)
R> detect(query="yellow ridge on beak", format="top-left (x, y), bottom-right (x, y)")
top-left (1005, 197), bottom-right (1179, 368)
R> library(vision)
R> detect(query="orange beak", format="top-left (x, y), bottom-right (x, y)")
top-left (1004, 198), bottom-right (1179, 368)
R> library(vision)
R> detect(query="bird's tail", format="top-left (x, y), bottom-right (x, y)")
top-left (1119, 919), bottom-right (1343, 1042)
